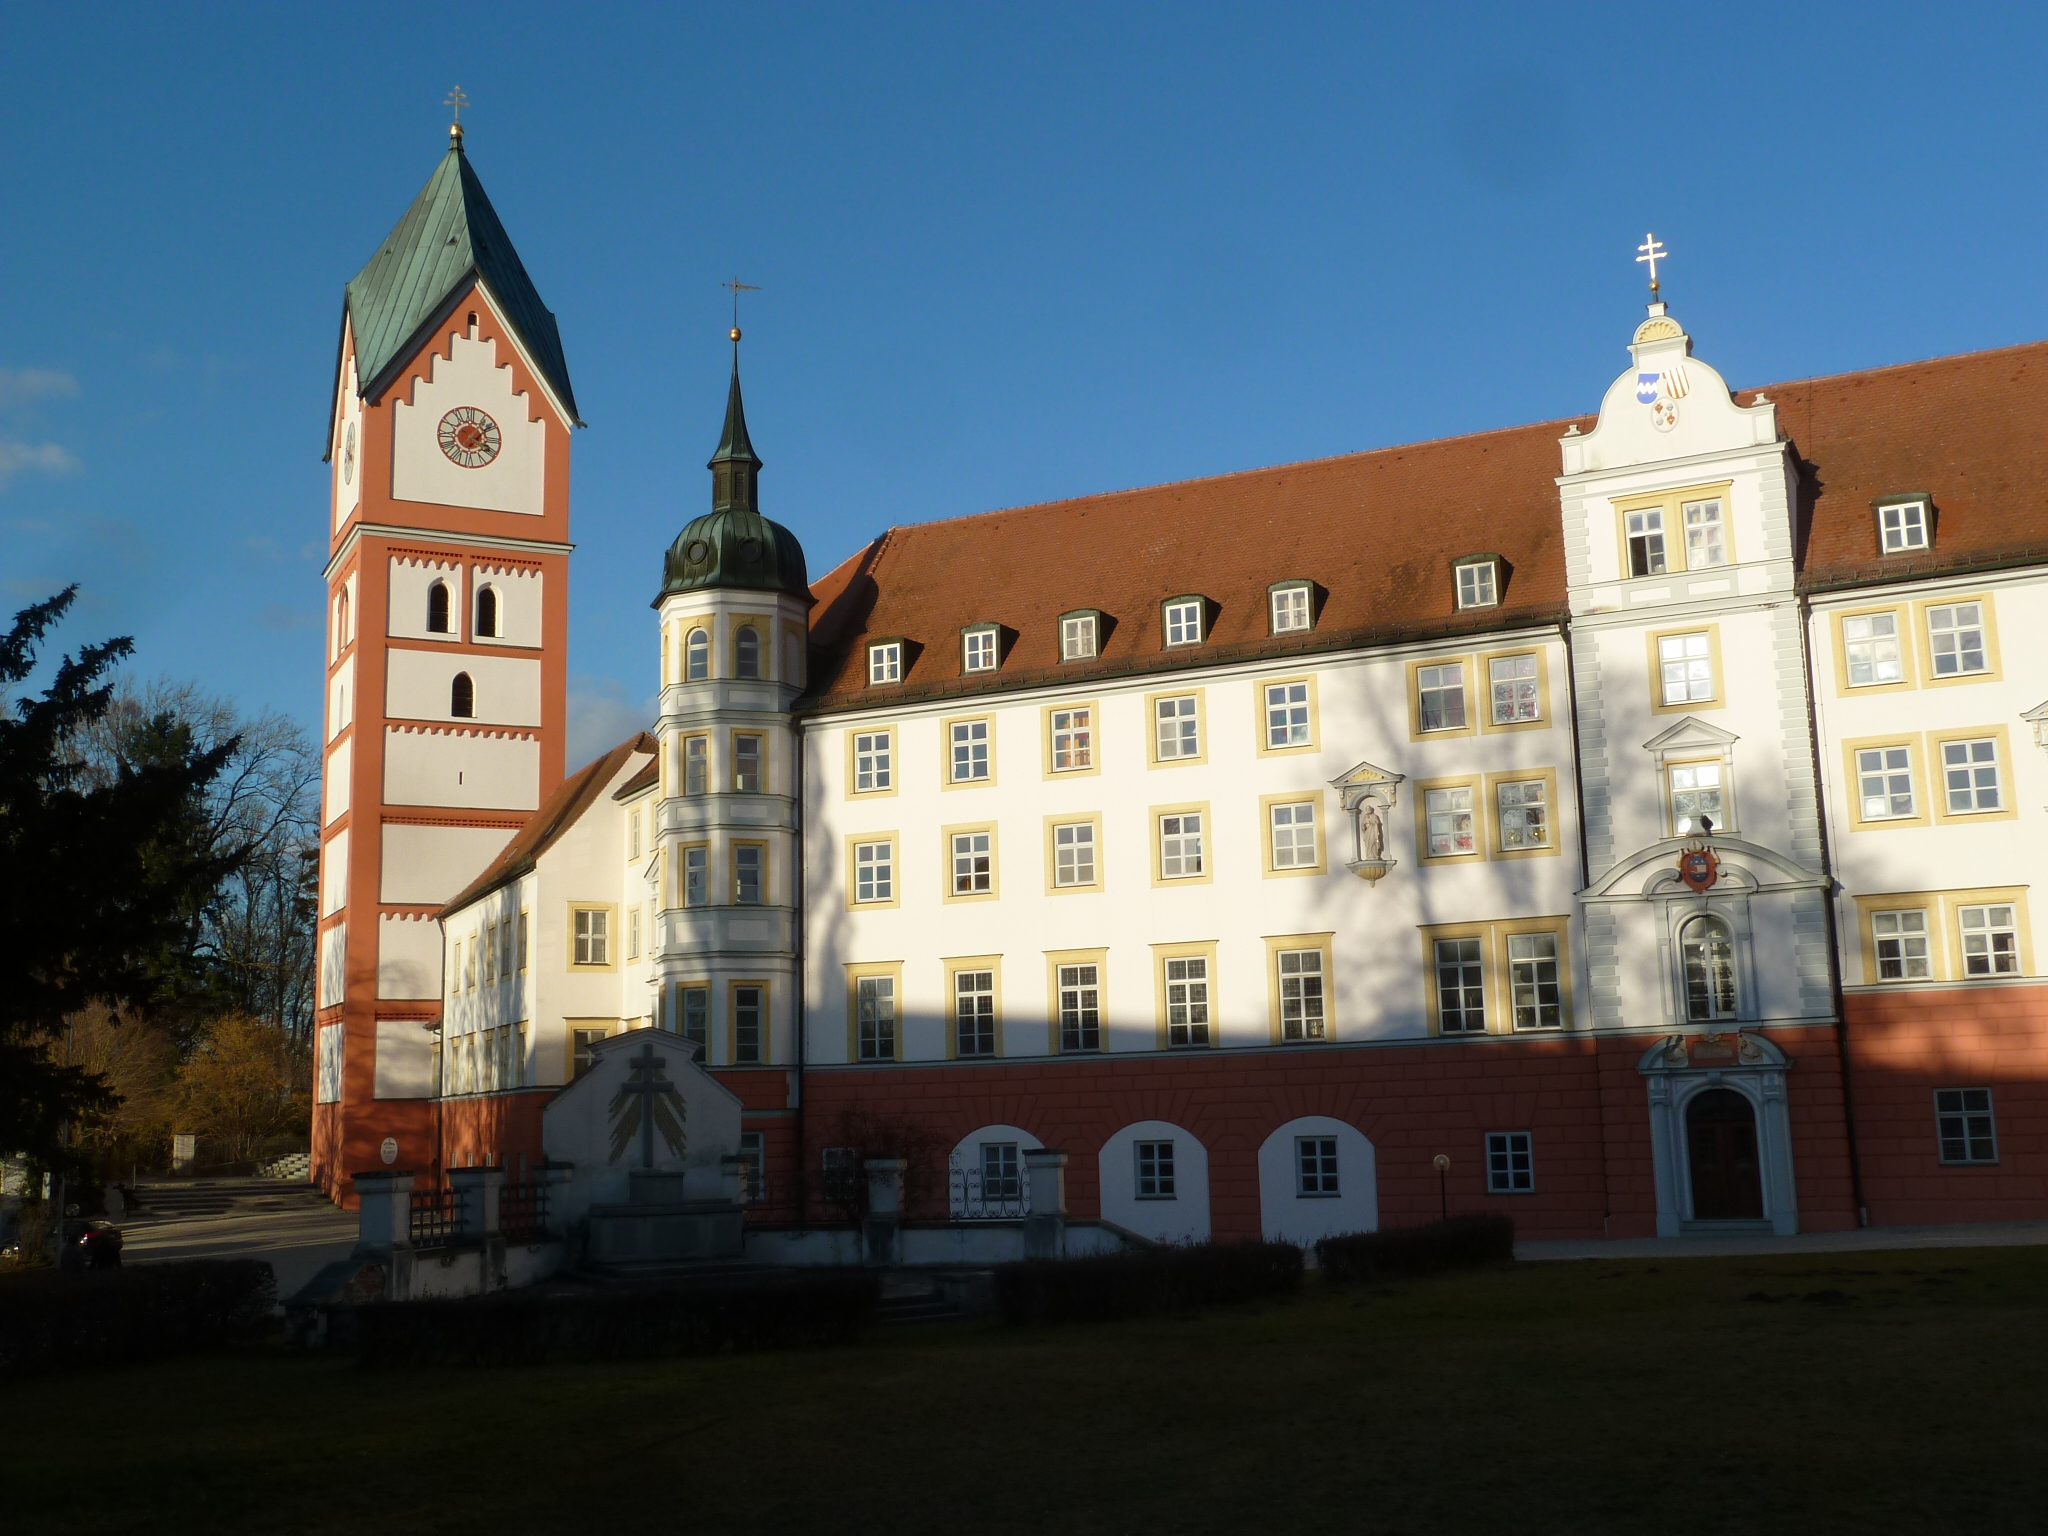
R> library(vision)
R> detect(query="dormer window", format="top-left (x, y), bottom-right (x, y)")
top-left (1059, 611), bottom-right (1100, 661)
top-left (868, 641), bottom-right (903, 686)
top-left (1454, 557), bottom-right (1501, 610)
top-left (1269, 582), bottom-right (1313, 635)
top-left (962, 625), bottom-right (999, 674)
top-left (1163, 597), bottom-right (1205, 648)
top-left (1877, 497), bottom-right (1930, 554)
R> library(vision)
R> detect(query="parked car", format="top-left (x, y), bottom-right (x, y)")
top-left (58, 1217), bottom-right (123, 1271)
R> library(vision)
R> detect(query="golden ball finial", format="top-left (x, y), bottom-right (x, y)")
top-left (730, 327), bottom-right (741, 343)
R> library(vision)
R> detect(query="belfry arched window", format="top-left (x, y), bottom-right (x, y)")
top-left (475, 585), bottom-right (499, 638)
top-left (735, 625), bottom-right (761, 679)
top-left (451, 672), bottom-right (475, 719)
top-left (1681, 915), bottom-right (1737, 1022)
top-left (686, 628), bottom-right (709, 682)
top-left (427, 580), bottom-right (451, 634)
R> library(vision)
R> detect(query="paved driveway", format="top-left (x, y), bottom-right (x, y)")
top-left (120, 1181), bottom-right (358, 1299)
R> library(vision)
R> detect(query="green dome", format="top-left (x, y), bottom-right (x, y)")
top-left (661, 507), bottom-right (809, 601)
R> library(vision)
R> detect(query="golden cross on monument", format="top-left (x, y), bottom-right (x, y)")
top-left (1636, 232), bottom-right (1669, 296)
top-left (722, 278), bottom-right (761, 342)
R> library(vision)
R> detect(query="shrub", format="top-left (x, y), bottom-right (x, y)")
top-left (0, 1259), bottom-right (277, 1378)
top-left (995, 1241), bottom-right (1303, 1326)
top-left (1315, 1214), bottom-right (1516, 1283)
top-left (351, 1269), bottom-right (881, 1368)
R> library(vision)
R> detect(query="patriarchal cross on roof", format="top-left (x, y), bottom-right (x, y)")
top-left (1636, 232), bottom-right (1669, 296)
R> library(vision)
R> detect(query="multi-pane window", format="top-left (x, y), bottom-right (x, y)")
top-left (1278, 948), bottom-right (1325, 1041)
top-left (853, 840), bottom-right (893, 903)
top-left (950, 719), bottom-right (990, 782)
top-left (1486, 1131), bottom-right (1534, 1194)
top-left (1497, 779), bottom-right (1548, 850)
top-left (1856, 746), bottom-right (1916, 820)
top-left (1155, 695), bottom-right (1200, 759)
top-left (1159, 813), bottom-right (1204, 878)
top-left (626, 907), bottom-right (641, 960)
top-left (1626, 507), bottom-right (1667, 576)
top-left (951, 831), bottom-right (993, 895)
top-left (571, 1027), bottom-right (607, 1080)
top-left (500, 918), bottom-right (515, 977)
top-left (1958, 904), bottom-right (2019, 977)
top-left (1658, 632), bottom-right (1714, 705)
top-left (1872, 910), bottom-right (1931, 980)
top-left (868, 642), bottom-right (902, 685)
top-left (1052, 822), bottom-right (1096, 887)
top-left (1435, 938), bottom-right (1485, 1033)
top-left (484, 922), bottom-right (497, 981)
top-left (1135, 1140), bottom-right (1176, 1198)
top-left (1165, 599), bottom-right (1204, 646)
top-left (684, 735), bottom-right (708, 796)
top-left (1265, 681), bottom-right (1312, 747)
top-left (1927, 602), bottom-right (1987, 677)
top-left (1060, 614), bottom-right (1098, 660)
top-left (1058, 963), bottom-right (1101, 1052)
top-left (1425, 787), bottom-right (1475, 857)
top-left (853, 731), bottom-right (892, 792)
top-left (1935, 1088), bottom-right (1997, 1164)
top-left (955, 970), bottom-right (995, 1057)
top-left (1271, 585), bottom-right (1311, 633)
top-left (737, 1130), bottom-right (765, 1203)
top-left (573, 908), bottom-right (609, 966)
top-left (1941, 739), bottom-right (2002, 813)
top-left (981, 1142), bottom-right (1021, 1203)
top-left (1455, 560), bottom-right (1497, 608)
top-left (681, 985), bottom-right (709, 1048)
top-left (1270, 801), bottom-right (1317, 869)
top-left (1489, 654), bottom-right (1539, 723)
top-left (683, 846), bottom-right (708, 907)
top-left (734, 625), bottom-right (761, 680)
top-left (628, 813), bottom-right (642, 861)
top-left (685, 628), bottom-right (709, 681)
top-left (857, 975), bottom-right (896, 1061)
top-left (1669, 763), bottom-right (1723, 834)
top-left (1843, 612), bottom-right (1903, 686)
top-left (733, 984), bottom-right (763, 1064)
top-left (1507, 933), bottom-right (1562, 1030)
top-left (517, 912), bottom-right (528, 971)
top-left (1681, 916), bottom-right (1737, 1020)
top-left (1296, 1137), bottom-right (1339, 1197)
top-left (734, 844), bottom-right (763, 905)
top-left (963, 627), bottom-right (998, 673)
top-left (1165, 957), bottom-right (1210, 1047)
top-left (1682, 497), bottom-right (1727, 567)
top-left (1050, 707), bottom-right (1093, 771)
top-left (1417, 664), bottom-right (1465, 732)
top-left (1879, 500), bottom-right (1929, 553)
top-left (733, 734), bottom-right (763, 793)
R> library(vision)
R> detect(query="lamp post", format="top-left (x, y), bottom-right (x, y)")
top-left (1432, 1153), bottom-right (1450, 1223)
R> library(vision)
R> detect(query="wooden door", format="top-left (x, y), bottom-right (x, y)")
top-left (1686, 1087), bottom-right (1763, 1220)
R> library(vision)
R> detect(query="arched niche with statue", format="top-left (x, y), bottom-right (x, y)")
top-left (1330, 761), bottom-right (1404, 885)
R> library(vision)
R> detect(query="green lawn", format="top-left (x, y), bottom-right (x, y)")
top-left (12, 1247), bottom-right (2048, 1535)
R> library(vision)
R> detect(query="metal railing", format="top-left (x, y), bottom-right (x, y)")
top-left (408, 1187), bottom-right (462, 1248)
top-left (948, 1165), bottom-right (1029, 1221)
top-left (498, 1181), bottom-right (551, 1243)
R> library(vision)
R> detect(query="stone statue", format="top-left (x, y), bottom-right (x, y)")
top-left (1357, 802), bottom-right (1385, 862)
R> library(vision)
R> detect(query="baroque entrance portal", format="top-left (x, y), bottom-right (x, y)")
top-left (1638, 1031), bottom-right (1799, 1236)
top-left (1685, 1087), bottom-right (1764, 1220)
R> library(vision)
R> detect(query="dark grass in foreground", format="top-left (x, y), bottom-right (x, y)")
top-left (10, 1246), bottom-right (2048, 1535)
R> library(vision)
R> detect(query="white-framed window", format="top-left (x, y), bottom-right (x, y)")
top-left (733, 984), bottom-right (764, 1064)
top-left (1507, 933), bottom-right (1561, 1030)
top-left (626, 907), bottom-right (641, 960)
top-left (1052, 822), bottom-right (1096, 887)
top-left (1270, 584), bottom-right (1311, 634)
top-left (1488, 654), bottom-right (1539, 723)
top-left (1159, 813), bottom-right (1203, 878)
top-left (734, 845), bottom-right (764, 905)
top-left (737, 1129), bottom-right (765, 1203)
top-left (1927, 602), bottom-right (1987, 677)
top-left (1872, 909), bottom-right (1931, 980)
top-left (1942, 738), bottom-right (2002, 813)
top-left (955, 970), bottom-right (995, 1057)
top-left (475, 584), bottom-right (499, 637)
top-left (1417, 663), bottom-right (1465, 731)
top-left (735, 625), bottom-right (762, 680)
top-left (500, 918), bottom-right (515, 977)
top-left (1455, 560), bottom-right (1497, 609)
top-left (628, 811), bottom-right (642, 861)
top-left (1425, 786), bottom-right (1476, 857)
top-left (1682, 497), bottom-right (1727, 568)
top-left (1296, 1136), bottom-right (1339, 1197)
top-left (963, 627), bottom-right (998, 673)
top-left (1060, 613), bottom-right (1098, 661)
top-left (1879, 500), bottom-right (1929, 554)
top-left (1050, 707), bottom-right (1093, 771)
top-left (1270, 801), bottom-right (1317, 869)
top-left (570, 1026), bottom-right (606, 1080)
top-left (1164, 599), bottom-right (1204, 646)
top-left (483, 921), bottom-right (497, 981)
top-left (427, 579), bottom-right (452, 634)
top-left (1278, 948), bottom-right (1325, 1041)
top-left (684, 735), bottom-right (709, 796)
top-left (1435, 938), bottom-right (1485, 1033)
top-left (1658, 632), bottom-right (1714, 705)
top-left (853, 840), bottom-right (893, 903)
top-left (1264, 681), bottom-right (1311, 748)
top-left (981, 1142), bottom-right (1021, 1203)
top-left (1935, 1088), bottom-right (1997, 1164)
top-left (1486, 1131), bottom-right (1534, 1194)
top-left (1626, 507), bottom-right (1667, 577)
top-left (1155, 695), bottom-right (1199, 759)
top-left (950, 719), bottom-right (990, 782)
top-left (951, 831), bottom-right (993, 895)
top-left (868, 642), bottom-right (902, 685)
top-left (685, 627), bottom-right (709, 681)
top-left (733, 733), bottom-right (763, 793)
top-left (1856, 746), bottom-right (1916, 820)
top-left (1165, 957), bottom-right (1210, 1047)
top-left (1135, 1140), bottom-right (1176, 1198)
top-left (1497, 779), bottom-right (1548, 850)
top-left (1058, 963), bottom-right (1100, 1052)
top-left (857, 975), bottom-right (896, 1061)
top-left (1681, 915), bottom-right (1737, 1020)
top-left (680, 985), bottom-right (709, 1047)
top-left (683, 846), bottom-right (708, 908)
top-left (573, 908), bottom-right (609, 966)
top-left (1958, 904), bottom-right (2019, 976)
top-left (1843, 612), bottom-right (1903, 686)
top-left (450, 672), bottom-right (475, 718)
top-left (853, 730), bottom-right (891, 792)
top-left (1669, 763), bottom-right (1723, 835)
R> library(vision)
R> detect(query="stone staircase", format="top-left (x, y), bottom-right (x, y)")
top-left (258, 1152), bottom-right (312, 1181)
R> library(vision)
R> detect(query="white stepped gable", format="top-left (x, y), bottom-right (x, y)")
top-left (391, 330), bottom-right (547, 516)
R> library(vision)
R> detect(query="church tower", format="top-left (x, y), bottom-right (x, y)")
top-left (312, 118), bottom-right (579, 1203)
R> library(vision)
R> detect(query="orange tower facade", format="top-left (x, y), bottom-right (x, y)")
top-left (311, 125), bottom-right (578, 1203)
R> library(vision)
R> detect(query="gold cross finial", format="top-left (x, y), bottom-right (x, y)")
top-left (1636, 232), bottom-right (1669, 295)
top-left (445, 85), bottom-right (471, 146)
top-left (722, 278), bottom-right (760, 342)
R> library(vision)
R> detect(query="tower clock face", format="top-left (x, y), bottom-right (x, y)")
top-left (341, 422), bottom-right (356, 485)
top-left (437, 406), bottom-right (502, 469)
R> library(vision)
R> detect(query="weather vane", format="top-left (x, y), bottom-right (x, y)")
top-left (722, 278), bottom-right (760, 342)
top-left (1636, 232), bottom-right (1669, 297)
top-left (445, 85), bottom-right (470, 145)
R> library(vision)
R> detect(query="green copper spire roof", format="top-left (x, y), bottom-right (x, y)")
top-left (709, 351), bottom-right (761, 473)
top-left (342, 132), bottom-right (580, 425)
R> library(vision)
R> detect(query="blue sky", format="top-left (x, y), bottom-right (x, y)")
top-left (4, 2), bottom-right (2045, 766)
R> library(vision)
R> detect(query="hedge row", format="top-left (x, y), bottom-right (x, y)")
top-left (351, 1270), bottom-right (881, 1368)
top-left (1315, 1214), bottom-right (1516, 1282)
top-left (996, 1241), bottom-right (1303, 1325)
top-left (0, 1260), bottom-right (277, 1378)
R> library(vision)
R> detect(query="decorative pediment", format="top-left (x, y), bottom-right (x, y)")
top-left (1642, 716), bottom-right (1739, 755)
top-left (1582, 835), bottom-right (1824, 902)
top-left (1329, 761), bottom-right (1403, 884)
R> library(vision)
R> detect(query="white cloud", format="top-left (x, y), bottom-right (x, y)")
top-left (0, 369), bottom-right (79, 410)
top-left (0, 441), bottom-right (79, 487)
top-left (567, 675), bottom-right (654, 772)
